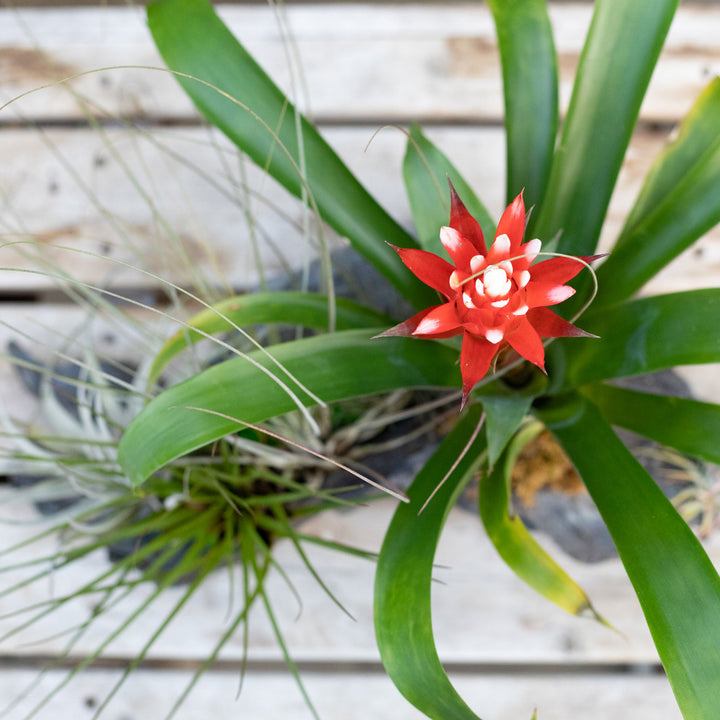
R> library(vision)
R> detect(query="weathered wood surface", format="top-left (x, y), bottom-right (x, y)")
top-left (0, 4), bottom-right (719, 294)
top-left (0, 4), bottom-right (718, 123)
top-left (0, 668), bottom-right (685, 720)
top-left (1, 3), bottom-right (720, 718)
top-left (1, 125), bottom-right (719, 295)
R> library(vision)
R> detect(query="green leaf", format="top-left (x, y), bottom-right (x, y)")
top-left (119, 329), bottom-right (459, 486)
top-left (148, 0), bottom-right (436, 309)
top-left (621, 77), bottom-right (720, 240)
top-left (480, 393), bottom-right (533, 470)
top-left (148, 292), bottom-right (391, 384)
top-left (486, 0), bottom-right (558, 209)
top-left (374, 405), bottom-right (486, 720)
top-left (560, 289), bottom-right (720, 388)
top-left (476, 368), bottom-right (546, 469)
top-left (582, 383), bottom-right (720, 465)
top-left (540, 393), bottom-right (720, 719)
top-left (403, 124), bottom-right (494, 255)
top-left (479, 421), bottom-right (604, 621)
top-left (594, 127), bottom-right (720, 305)
top-left (530, 0), bottom-right (679, 254)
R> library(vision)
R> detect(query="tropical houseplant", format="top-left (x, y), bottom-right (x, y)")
top-left (2, 0), bottom-right (720, 717)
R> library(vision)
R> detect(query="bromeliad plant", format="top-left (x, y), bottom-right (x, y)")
top-left (113, 0), bottom-right (720, 717)
top-left (378, 185), bottom-right (600, 406)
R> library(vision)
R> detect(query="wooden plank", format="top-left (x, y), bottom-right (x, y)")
top-left (0, 667), bottom-right (684, 720)
top-left (0, 4), bottom-right (718, 124)
top-left (1, 486), bottom-right (719, 666)
top-left (1, 124), bottom-right (719, 294)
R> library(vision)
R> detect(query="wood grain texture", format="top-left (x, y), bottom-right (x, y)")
top-left (0, 667), bottom-right (684, 720)
top-left (1, 125), bottom-right (718, 295)
top-left (1, 493), bottom-right (719, 665)
top-left (0, 4), bottom-right (718, 124)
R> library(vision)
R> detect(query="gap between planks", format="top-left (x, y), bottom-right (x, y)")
top-left (0, 654), bottom-right (666, 677)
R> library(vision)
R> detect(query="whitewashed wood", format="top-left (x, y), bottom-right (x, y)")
top-left (1, 125), bottom-right (719, 294)
top-left (0, 124), bottom-right (492, 292)
top-left (2, 490), bottom-right (720, 666)
top-left (0, 667), bottom-right (684, 720)
top-left (0, 4), bottom-right (718, 124)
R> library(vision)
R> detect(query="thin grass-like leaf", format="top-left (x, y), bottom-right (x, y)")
top-left (91, 541), bottom-right (228, 719)
top-left (22, 533), bottom-right (210, 720)
top-left (165, 521), bottom-right (267, 719)
top-left (274, 506), bottom-right (355, 621)
top-left (248, 524), bottom-right (320, 720)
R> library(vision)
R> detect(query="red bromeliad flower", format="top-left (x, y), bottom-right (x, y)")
top-left (379, 182), bottom-right (598, 406)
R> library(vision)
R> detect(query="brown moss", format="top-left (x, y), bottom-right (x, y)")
top-left (511, 430), bottom-right (584, 507)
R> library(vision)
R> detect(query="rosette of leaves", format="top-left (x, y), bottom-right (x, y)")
top-left (120, 0), bottom-right (720, 717)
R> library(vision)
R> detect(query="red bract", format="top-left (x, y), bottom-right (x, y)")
top-left (379, 182), bottom-right (598, 407)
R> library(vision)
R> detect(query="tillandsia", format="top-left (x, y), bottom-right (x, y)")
top-left (377, 181), bottom-right (601, 405)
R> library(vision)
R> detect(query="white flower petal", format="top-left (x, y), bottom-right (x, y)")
top-left (440, 226), bottom-right (463, 253)
top-left (485, 328), bottom-right (504, 344)
top-left (483, 267), bottom-right (510, 298)
top-left (416, 316), bottom-right (442, 334)
top-left (449, 270), bottom-right (463, 290)
top-left (493, 234), bottom-right (511, 255)
top-left (523, 238), bottom-right (542, 262)
top-left (470, 254), bottom-right (486, 274)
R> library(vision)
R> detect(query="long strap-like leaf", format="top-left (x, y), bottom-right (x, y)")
top-left (540, 393), bottom-right (720, 719)
top-left (148, 292), bottom-right (392, 384)
top-left (583, 383), bottom-right (720, 465)
top-left (560, 289), bottom-right (720, 388)
top-left (531, 0), bottom-right (679, 254)
top-left (374, 405), bottom-right (486, 720)
top-left (479, 421), bottom-right (604, 621)
top-left (486, 0), bottom-right (558, 210)
top-left (620, 78), bottom-right (720, 242)
top-left (119, 330), bottom-right (459, 486)
top-left (592, 78), bottom-right (720, 306)
top-left (148, 0), bottom-right (435, 309)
